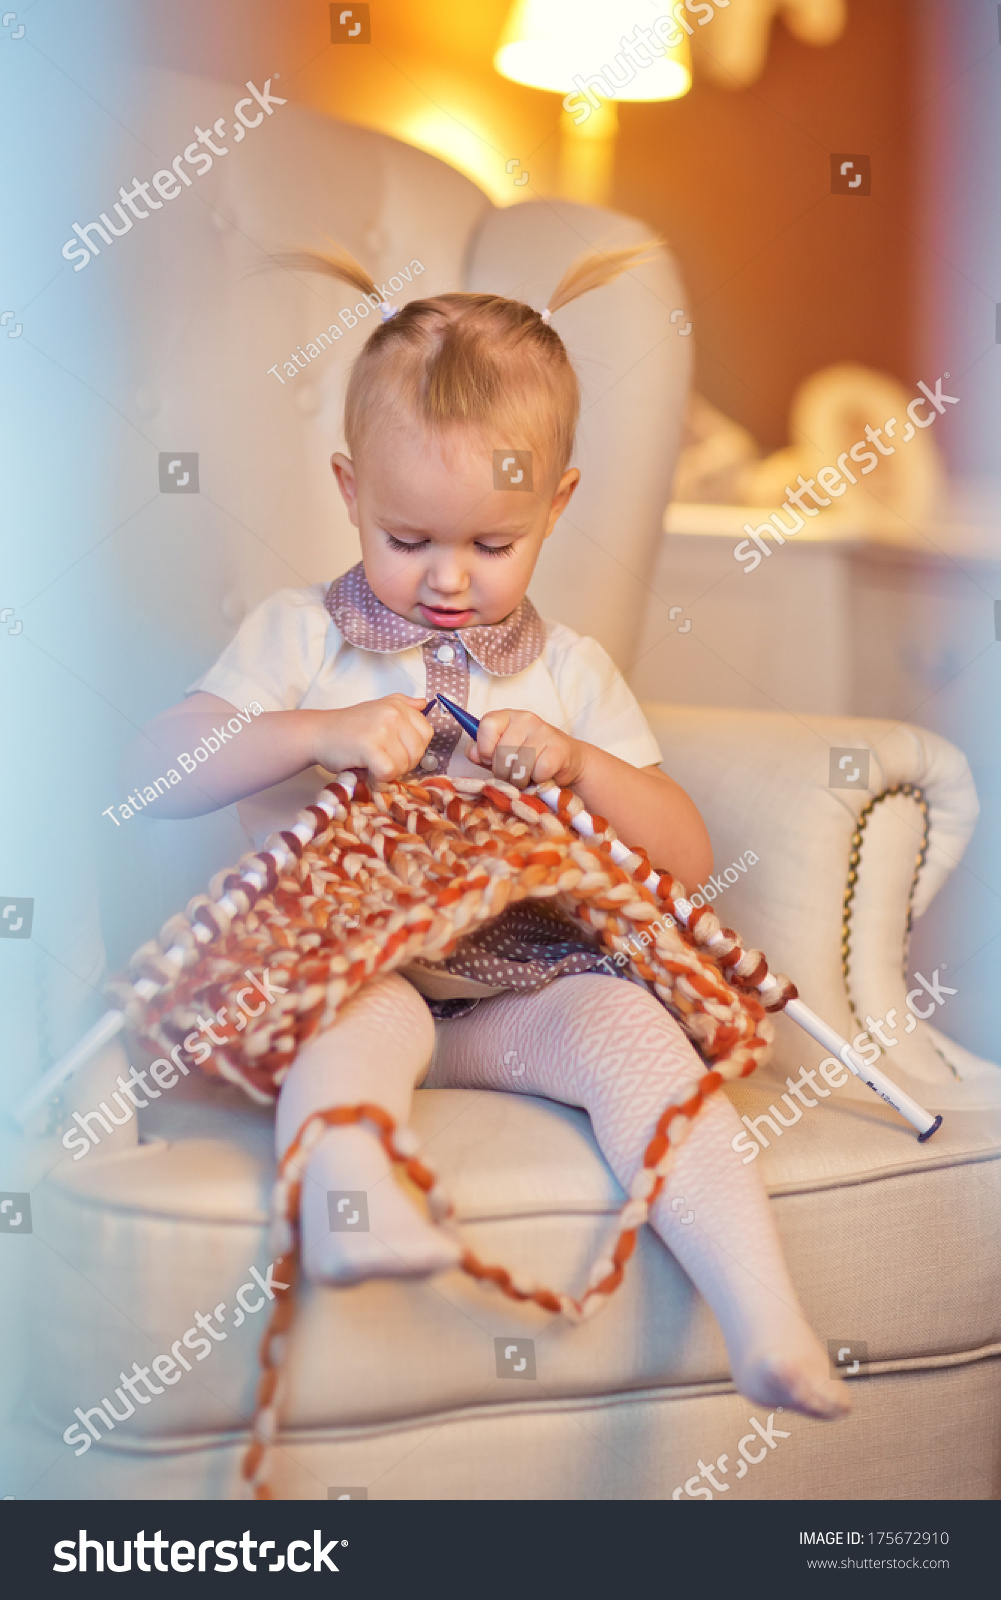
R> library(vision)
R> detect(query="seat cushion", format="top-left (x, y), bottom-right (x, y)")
top-left (30, 1045), bottom-right (1001, 1450)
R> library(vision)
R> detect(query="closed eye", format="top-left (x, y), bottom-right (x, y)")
top-left (386, 532), bottom-right (516, 558)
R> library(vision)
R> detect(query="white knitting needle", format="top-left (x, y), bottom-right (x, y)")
top-left (435, 693), bottom-right (942, 1143)
top-left (16, 718), bottom-right (942, 1143)
top-left (11, 781), bottom-right (358, 1127)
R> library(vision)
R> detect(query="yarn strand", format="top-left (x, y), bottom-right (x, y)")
top-left (109, 772), bottom-right (791, 1499)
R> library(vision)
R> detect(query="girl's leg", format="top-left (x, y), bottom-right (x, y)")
top-left (277, 973), bottom-right (459, 1285)
top-left (426, 974), bottom-right (848, 1419)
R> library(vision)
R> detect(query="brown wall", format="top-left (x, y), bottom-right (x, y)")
top-left (137, 0), bottom-right (916, 452)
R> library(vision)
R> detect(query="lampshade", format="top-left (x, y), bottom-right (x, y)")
top-left (494, 0), bottom-right (691, 101)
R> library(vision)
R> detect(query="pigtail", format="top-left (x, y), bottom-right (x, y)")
top-left (270, 241), bottom-right (381, 302)
top-left (544, 240), bottom-right (663, 317)
top-left (263, 234), bottom-right (660, 473)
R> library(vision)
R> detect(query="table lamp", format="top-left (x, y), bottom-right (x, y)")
top-left (494, 0), bottom-right (692, 204)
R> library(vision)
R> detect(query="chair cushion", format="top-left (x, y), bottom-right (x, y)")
top-left (31, 1053), bottom-right (1001, 1445)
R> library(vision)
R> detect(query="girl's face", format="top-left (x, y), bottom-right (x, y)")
top-left (331, 424), bottom-right (578, 629)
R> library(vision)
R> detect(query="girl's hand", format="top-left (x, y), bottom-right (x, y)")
top-left (466, 709), bottom-right (584, 789)
top-left (308, 695), bottom-right (432, 781)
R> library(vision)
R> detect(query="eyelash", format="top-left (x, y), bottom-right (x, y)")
top-left (385, 534), bottom-right (516, 559)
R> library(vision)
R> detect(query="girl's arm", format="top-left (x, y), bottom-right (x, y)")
top-left (467, 712), bottom-right (713, 890)
top-left (573, 748), bottom-right (712, 889)
top-left (118, 690), bottom-right (434, 818)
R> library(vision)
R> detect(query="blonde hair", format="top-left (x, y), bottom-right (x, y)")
top-left (277, 240), bottom-right (661, 479)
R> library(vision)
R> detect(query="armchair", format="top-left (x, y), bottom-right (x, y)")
top-left (20, 72), bottom-right (1000, 1503)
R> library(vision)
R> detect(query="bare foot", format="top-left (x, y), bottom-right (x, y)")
top-left (730, 1327), bottom-right (852, 1420)
top-left (297, 1125), bottom-right (461, 1286)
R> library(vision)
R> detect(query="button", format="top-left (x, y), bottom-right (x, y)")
top-left (420, 753), bottom-right (438, 771)
top-left (435, 642), bottom-right (456, 664)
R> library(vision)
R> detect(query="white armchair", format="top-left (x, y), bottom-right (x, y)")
top-left (20, 73), bottom-right (1001, 1503)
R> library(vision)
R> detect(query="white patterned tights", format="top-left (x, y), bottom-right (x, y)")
top-left (277, 971), bottom-right (847, 1418)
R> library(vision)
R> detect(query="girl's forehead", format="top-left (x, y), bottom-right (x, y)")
top-left (362, 440), bottom-right (547, 522)
top-left (363, 419), bottom-right (547, 473)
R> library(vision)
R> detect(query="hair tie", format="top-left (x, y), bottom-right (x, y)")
top-left (540, 307), bottom-right (553, 324)
top-left (379, 302), bottom-right (400, 322)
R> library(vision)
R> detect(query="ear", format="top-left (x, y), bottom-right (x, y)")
top-left (543, 467), bottom-right (580, 538)
top-left (331, 451), bottom-right (359, 526)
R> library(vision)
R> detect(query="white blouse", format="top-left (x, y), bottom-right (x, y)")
top-left (189, 580), bottom-right (662, 845)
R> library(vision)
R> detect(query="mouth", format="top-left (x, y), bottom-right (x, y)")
top-left (418, 604), bottom-right (476, 629)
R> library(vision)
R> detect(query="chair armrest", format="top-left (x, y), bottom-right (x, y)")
top-left (641, 704), bottom-right (994, 1098)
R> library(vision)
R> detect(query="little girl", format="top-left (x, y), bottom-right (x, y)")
top-left (124, 243), bottom-right (847, 1422)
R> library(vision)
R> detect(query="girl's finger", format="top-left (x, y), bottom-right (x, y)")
top-left (532, 746), bottom-right (562, 784)
top-left (399, 723), bottom-right (426, 761)
top-left (493, 743), bottom-right (535, 788)
top-left (475, 709), bottom-right (510, 760)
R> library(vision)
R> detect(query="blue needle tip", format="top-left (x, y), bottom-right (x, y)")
top-left (435, 692), bottom-right (480, 740)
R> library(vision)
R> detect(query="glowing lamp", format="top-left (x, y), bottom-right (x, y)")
top-left (494, 0), bottom-right (691, 202)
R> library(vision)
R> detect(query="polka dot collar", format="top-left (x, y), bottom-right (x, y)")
top-left (324, 563), bottom-right (546, 678)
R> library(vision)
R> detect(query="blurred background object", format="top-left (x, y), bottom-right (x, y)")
top-left (672, 364), bottom-right (946, 541)
top-left (691, 0), bottom-right (847, 88)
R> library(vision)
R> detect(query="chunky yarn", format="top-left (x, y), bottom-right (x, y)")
top-left (109, 771), bottom-right (793, 1497)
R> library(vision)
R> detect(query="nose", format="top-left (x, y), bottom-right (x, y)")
top-left (426, 554), bottom-right (470, 596)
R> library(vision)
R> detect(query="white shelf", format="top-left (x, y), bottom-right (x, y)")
top-left (664, 486), bottom-right (1001, 562)
top-left (665, 502), bottom-right (869, 543)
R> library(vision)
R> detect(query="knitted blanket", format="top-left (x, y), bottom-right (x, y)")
top-left (110, 772), bottom-right (791, 1497)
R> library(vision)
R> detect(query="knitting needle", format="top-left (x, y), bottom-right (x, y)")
top-left (15, 699), bottom-right (941, 1142)
top-left (433, 692), bottom-right (942, 1142)
top-left (11, 777), bottom-right (365, 1125)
